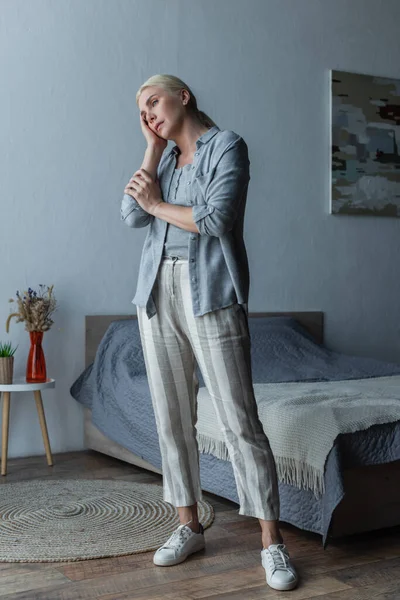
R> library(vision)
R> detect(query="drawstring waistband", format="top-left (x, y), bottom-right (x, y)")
top-left (160, 256), bottom-right (189, 296)
top-left (161, 256), bottom-right (188, 296)
top-left (161, 255), bottom-right (188, 262)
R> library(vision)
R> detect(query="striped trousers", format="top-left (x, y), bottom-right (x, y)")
top-left (137, 257), bottom-right (280, 521)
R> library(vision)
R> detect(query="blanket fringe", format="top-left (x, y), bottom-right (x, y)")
top-left (275, 456), bottom-right (325, 498)
top-left (197, 433), bottom-right (325, 498)
top-left (197, 434), bottom-right (230, 462)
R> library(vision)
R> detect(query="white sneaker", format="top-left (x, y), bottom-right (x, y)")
top-left (261, 544), bottom-right (299, 591)
top-left (153, 521), bottom-right (205, 566)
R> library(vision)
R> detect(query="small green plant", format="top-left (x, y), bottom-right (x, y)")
top-left (0, 341), bottom-right (18, 357)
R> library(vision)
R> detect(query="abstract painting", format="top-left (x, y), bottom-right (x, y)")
top-left (331, 69), bottom-right (400, 216)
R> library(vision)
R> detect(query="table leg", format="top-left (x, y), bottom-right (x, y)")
top-left (33, 390), bottom-right (53, 466)
top-left (1, 392), bottom-right (10, 476)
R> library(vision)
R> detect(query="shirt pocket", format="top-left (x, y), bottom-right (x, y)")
top-left (192, 167), bottom-right (216, 204)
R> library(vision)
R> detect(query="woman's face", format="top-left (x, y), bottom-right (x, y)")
top-left (138, 86), bottom-right (186, 139)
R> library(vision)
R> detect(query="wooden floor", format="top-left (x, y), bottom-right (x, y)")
top-left (0, 451), bottom-right (399, 599)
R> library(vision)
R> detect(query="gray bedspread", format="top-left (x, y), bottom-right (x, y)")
top-left (70, 316), bottom-right (400, 546)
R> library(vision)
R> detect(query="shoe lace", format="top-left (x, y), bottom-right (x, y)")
top-left (163, 525), bottom-right (191, 550)
top-left (268, 544), bottom-right (290, 571)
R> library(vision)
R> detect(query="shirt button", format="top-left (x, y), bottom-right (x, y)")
top-left (191, 277), bottom-right (196, 282)
top-left (190, 258), bottom-right (195, 262)
top-left (187, 181), bottom-right (191, 185)
top-left (191, 166), bottom-right (195, 170)
top-left (190, 235), bottom-right (196, 240)
top-left (195, 152), bottom-right (199, 156)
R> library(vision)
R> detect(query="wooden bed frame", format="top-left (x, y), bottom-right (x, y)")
top-left (83, 312), bottom-right (400, 539)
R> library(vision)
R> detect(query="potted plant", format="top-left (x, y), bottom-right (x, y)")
top-left (5, 285), bottom-right (57, 383)
top-left (0, 341), bottom-right (18, 384)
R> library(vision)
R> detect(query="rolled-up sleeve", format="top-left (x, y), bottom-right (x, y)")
top-left (192, 137), bottom-right (250, 237)
top-left (120, 193), bottom-right (153, 228)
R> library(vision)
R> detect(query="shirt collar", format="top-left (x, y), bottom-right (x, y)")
top-left (169, 125), bottom-right (220, 156)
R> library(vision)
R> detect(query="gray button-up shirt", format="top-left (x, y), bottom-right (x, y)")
top-left (120, 125), bottom-right (251, 319)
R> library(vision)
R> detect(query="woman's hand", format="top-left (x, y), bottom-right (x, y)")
top-left (124, 169), bottom-right (163, 216)
top-left (140, 115), bottom-right (168, 152)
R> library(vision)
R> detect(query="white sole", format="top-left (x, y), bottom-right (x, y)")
top-left (266, 577), bottom-right (298, 591)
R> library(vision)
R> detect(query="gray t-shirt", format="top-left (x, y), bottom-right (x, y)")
top-left (162, 163), bottom-right (193, 258)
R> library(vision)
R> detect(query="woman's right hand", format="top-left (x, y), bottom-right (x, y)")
top-left (140, 115), bottom-right (168, 152)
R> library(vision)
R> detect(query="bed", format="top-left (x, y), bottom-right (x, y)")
top-left (70, 311), bottom-right (400, 547)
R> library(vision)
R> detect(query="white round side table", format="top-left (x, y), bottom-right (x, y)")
top-left (0, 378), bottom-right (55, 476)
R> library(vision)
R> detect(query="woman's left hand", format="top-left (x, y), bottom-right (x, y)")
top-left (124, 169), bottom-right (163, 216)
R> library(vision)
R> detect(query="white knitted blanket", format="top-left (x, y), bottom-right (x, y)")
top-left (195, 375), bottom-right (400, 498)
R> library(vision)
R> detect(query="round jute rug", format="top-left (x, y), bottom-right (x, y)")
top-left (0, 479), bottom-right (214, 562)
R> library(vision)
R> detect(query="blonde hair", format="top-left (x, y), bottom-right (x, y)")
top-left (136, 74), bottom-right (217, 129)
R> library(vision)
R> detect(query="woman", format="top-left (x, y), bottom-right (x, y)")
top-left (121, 74), bottom-right (298, 592)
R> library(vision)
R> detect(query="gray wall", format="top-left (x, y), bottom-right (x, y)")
top-left (1, 0), bottom-right (400, 458)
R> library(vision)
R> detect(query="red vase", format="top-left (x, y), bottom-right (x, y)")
top-left (26, 331), bottom-right (47, 383)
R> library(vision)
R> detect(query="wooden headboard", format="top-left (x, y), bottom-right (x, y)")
top-left (85, 311), bottom-right (324, 368)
